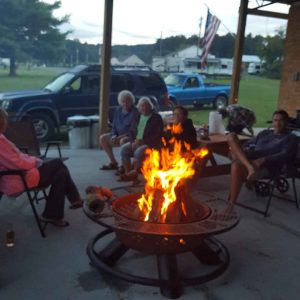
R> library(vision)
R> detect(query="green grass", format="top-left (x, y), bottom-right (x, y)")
top-left (0, 67), bottom-right (280, 128)
top-left (188, 75), bottom-right (279, 127)
top-left (0, 66), bottom-right (67, 91)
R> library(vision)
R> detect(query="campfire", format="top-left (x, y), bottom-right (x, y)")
top-left (137, 123), bottom-right (208, 223)
top-left (85, 123), bottom-right (239, 299)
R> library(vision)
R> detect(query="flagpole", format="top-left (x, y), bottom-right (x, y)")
top-left (204, 4), bottom-right (235, 37)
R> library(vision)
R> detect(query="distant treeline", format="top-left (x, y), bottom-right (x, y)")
top-left (67, 32), bottom-right (273, 65)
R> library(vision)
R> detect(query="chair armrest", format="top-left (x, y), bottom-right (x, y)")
top-left (43, 141), bottom-right (63, 158)
top-left (0, 169), bottom-right (30, 191)
top-left (0, 169), bottom-right (26, 176)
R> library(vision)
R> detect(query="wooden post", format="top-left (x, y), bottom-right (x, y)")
top-left (99, 0), bottom-right (113, 135)
top-left (229, 0), bottom-right (248, 104)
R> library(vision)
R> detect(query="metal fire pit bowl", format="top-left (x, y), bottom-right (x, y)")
top-left (84, 185), bottom-right (239, 299)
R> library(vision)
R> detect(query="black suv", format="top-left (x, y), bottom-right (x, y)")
top-left (0, 65), bottom-right (169, 140)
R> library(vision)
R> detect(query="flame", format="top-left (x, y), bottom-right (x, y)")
top-left (137, 123), bottom-right (208, 223)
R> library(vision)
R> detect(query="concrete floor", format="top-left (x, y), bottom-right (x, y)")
top-left (1, 146), bottom-right (300, 300)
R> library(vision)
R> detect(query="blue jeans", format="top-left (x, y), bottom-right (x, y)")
top-left (120, 142), bottom-right (148, 171)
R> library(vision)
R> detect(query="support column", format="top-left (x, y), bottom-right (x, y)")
top-left (99, 0), bottom-right (113, 135)
top-left (230, 0), bottom-right (248, 104)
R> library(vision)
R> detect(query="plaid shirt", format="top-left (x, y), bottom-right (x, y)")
top-left (227, 105), bottom-right (256, 134)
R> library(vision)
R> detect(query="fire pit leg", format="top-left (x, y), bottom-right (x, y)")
top-left (157, 254), bottom-right (182, 299)
top-left (98, 236), bottom-right (129, 267)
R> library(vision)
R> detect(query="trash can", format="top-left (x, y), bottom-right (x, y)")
top-left (67, 116), bottom-right (91, 149)
top-left (88, 115), bottom-right (100, 148)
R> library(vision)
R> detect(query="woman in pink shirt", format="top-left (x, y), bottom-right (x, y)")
top-left (0, 109), bottom-right (83, 227)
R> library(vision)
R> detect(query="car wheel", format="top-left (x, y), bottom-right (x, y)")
top-left (213, 96), bottom-right (228, 110)
top-left (30, 112), bottom-right (55, 141)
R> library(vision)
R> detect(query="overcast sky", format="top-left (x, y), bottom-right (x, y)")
top-left (43, 0), bottom-right (288, 45)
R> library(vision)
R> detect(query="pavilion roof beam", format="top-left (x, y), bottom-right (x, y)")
top-left (247, 8), bottom-right (288, 18)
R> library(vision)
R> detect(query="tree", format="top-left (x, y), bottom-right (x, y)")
top-left (0, 0), bottom-right (69, 76)
top-left (258, 27), bottom-right (285, 79)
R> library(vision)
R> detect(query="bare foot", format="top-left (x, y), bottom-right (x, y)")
top-left (246, 166), bottom-right (256, 181)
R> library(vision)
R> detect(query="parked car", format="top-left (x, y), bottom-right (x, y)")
top-left (0, 65), bottom-right (169, 141)
top-left (165, 73), bottom-right (231, 109)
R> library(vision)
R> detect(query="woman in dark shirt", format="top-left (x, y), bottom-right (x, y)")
top-left (165, 105), bottom-right (197, 150)
top-left (119, 97), bottom-right (164, 181)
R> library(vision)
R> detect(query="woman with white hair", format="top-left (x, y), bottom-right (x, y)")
top-left (119, 96), bottom-right (164, 181)
top-left (99, 90), bottom-right (139, 171)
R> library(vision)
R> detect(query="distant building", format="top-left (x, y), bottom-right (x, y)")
top-left (111, 57), bottom-right (120, 65)
top-left (0, 58), bottom-right (10, 68)
top-left (122, 54), bottom-right (145, 66)
top-left (152, 45), bottom-right (217, 73)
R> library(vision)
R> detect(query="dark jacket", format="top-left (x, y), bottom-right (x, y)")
top-left (132, 112), bottom-right (164, 149)
top-left (165, 118), bottom-right (198, 150)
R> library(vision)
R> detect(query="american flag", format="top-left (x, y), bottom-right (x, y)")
top-left (200, 10), bottom-right (221, 69)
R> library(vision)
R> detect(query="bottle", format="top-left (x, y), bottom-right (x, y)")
top-left (6, 230), bottom-right (15, 248)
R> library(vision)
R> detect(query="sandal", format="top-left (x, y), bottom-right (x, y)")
top-left (100, 162), bottom-right (118, 170)
top-left (69, 200), bottom-right (84, 209)
top-left (40, 217), bottom-right (70, 227)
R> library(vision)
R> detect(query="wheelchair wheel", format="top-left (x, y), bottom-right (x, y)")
top-left (276, 177), bottom-right (289, 194)
top-left (255, 182), bottom-right (270, 197)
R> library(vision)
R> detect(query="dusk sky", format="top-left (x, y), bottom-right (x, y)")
top-left (43, 0), bottom-right (288, 45)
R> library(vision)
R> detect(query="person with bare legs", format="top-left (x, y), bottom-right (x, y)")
top-left (224, 109), bottom-right (298, 216)
top-left (119, 97), bottom-right (164, 181)
top-left (99, 90), bottom-right (139, 172)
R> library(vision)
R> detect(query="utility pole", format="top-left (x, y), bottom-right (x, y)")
top-left (198, 17), bottom-right (203, 57)
top-left (160, 32), bottom-right (163, 56)
top-left (76, 48), bottom-right (79, 65)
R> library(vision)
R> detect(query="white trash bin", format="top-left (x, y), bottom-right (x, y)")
top-left (67, 116), bottom-right (91, 149)
top-left (88, 115), bottom-right (100, 148)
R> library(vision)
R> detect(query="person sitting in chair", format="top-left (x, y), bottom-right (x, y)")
top-left (225, 109), bottom-right (298, 215)
top-left (99, 90), bottom-right (139, 171)
top-left (0, 109), bottom-right (83, 227)
top-left (164, 105), bottom-right (198, 151)
top-left (119, 97), bottom-right (164, 181)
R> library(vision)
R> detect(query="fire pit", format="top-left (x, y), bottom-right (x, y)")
top-left (84, 186), bottom-right (239, 299)
top-left (85, 125), bottom-right (239, 298)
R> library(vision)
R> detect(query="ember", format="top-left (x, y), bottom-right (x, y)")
top-left (137, 123), bottom-right (208, 223)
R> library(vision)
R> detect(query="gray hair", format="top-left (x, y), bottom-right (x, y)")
top-left (137, 96), bottom-right (154, 110)
top-left (117, 90), bottom-right (135, 106)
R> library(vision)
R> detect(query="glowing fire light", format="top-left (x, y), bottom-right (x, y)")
top-left (137, 123), bottom-right (208, 223)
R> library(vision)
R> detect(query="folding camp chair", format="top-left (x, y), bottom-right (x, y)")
top-left (0, 169), bottom-right (49, 237)
top-left (5, 115), bottom-right (65, 159)
top-left (234, 133), bottom-right (300, 217)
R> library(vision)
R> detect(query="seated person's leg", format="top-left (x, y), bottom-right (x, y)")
top-left (120, 142), bottom-right (134, 174)
top-left (38, 159), bottom-right (82, 222)
top-left (119, 136), bottom-right (130, 145)
top-left (133, 145), bottom-right (148, 173)
top-left (227, 133), bottom-right (255, 180)
top-left (99, 133), bottom-right (118, 169)
top-left (228, 160), bottom-right (247, 205)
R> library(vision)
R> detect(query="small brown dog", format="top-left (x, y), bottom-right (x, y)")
top-left (85, 186), bottom-right (113, 213)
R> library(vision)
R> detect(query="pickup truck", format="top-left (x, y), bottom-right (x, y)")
top-left (164, 73), bottom-right (231, 109)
